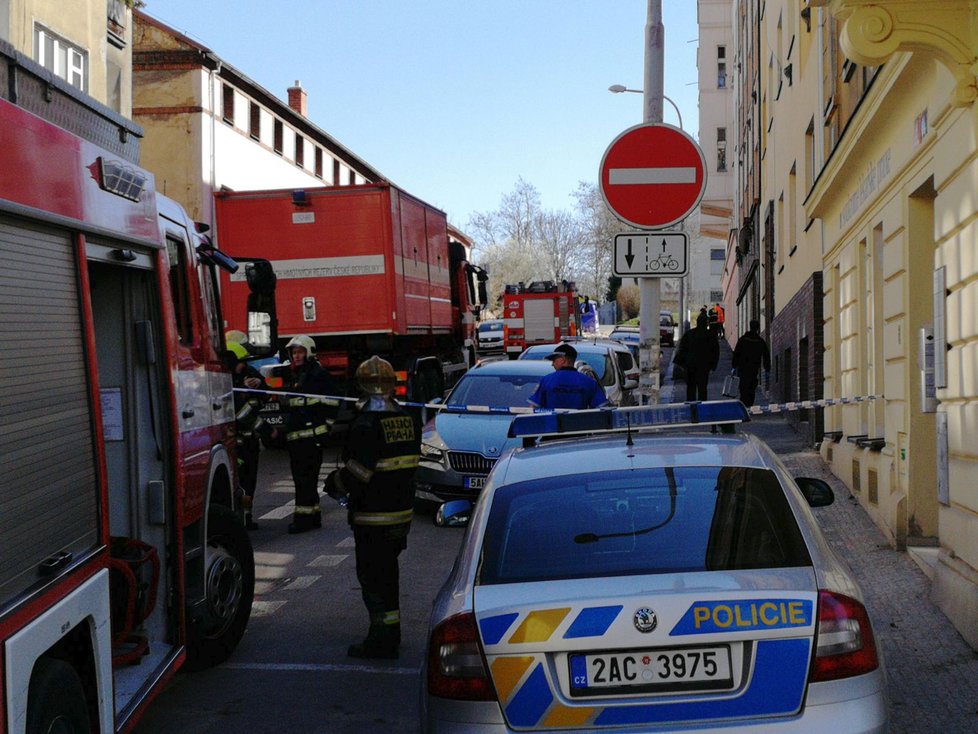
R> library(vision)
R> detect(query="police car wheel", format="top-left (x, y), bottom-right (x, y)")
top-left (184, 505), bottom-right (255, 671)
top-left (27, 658), bottom-right (91, 734)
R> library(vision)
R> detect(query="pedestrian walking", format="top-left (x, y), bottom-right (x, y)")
top-left (528, 343), bottom-right (608, 409)
top-left (673, 312), bottom-right (720, 401)
top-left (322, 356), bottom-right (420, 659)
top-left (714, 302), bottom-right (726, 338)
top-left (225, 338), bottom-right (266, 530)
top-left (708, 304), bottom-right (720, 338)
top-left (731, 319), bottom-right (771, 407)
top-left (278, 335), bottom-right (340, 534)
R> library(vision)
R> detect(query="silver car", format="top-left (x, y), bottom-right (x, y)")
top-left (519, 342), bottom-right (636, 406)
top-left (422, 403), bottom-right (887, 733)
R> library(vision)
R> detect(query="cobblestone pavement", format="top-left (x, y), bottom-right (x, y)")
top-left (659, 337), bottom-right (978, 733)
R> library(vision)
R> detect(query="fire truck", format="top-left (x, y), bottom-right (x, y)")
top-left (215, 184), bottom-right (487, 402)
top-left (0, 57), bottom-right (271, 733)
top-left (501, 281), bottom-right (581, 358)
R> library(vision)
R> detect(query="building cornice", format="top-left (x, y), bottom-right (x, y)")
top-left (812, 0), bottom-right (978, 105)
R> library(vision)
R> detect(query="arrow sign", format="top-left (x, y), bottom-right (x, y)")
top-left (599, 123), bottom-right (707, 230)
top-left (613, 232), bottom-right (688, 277)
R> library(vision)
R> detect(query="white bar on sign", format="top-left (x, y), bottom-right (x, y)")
top-left (610, 167), bottom-right (697, 185)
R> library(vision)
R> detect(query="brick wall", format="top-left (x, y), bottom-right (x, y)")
top-left (768, 272), bottom-right (823, 445)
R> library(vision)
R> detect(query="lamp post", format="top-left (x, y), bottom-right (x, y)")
top-left (608, 85), bottom-right (684, 130)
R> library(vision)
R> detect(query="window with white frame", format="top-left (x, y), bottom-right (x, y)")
top-left (34, 24), bottom-right (87, 92)
top-left (717, 46), bottom-right (727, 88)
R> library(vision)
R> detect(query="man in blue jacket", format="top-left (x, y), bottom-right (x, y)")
top-left (528, 343), bottom-right (608, 410)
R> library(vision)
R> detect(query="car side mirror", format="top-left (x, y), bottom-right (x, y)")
top-left (434, 500), bottom-right (473, 527)
top-left (796, 477), bottom-right (834, 507)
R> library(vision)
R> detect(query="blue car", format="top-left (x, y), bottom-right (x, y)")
top-left (414, 360), bottom-right (553, 504)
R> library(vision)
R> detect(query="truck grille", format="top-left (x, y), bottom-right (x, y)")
top-left (448, 452), bottom-right (496, 475)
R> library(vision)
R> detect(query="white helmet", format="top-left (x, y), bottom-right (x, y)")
top-left (285, 335), bottom-right (316, 356)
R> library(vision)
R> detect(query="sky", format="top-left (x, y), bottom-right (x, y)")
top-left (144, 2), bottom-right (701, 231)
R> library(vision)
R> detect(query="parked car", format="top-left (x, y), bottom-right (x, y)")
top-left (660, 313), bottom-right (676, 347)
top-left (422, 402), bottom-right (887, 733)
top-left (414, 360), bottom-right (552, 504)
top-left (518, 342), bottom-right (635, 406)
top-left (477, 319), bottom-right (505, 353)
top-left (608, 325), bottom-right (640, 360)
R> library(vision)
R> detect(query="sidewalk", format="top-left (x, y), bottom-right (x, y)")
top-left (662, 339), bottom-right (978, 732)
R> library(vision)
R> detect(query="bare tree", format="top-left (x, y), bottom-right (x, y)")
top-left (535, 209), bottom-right (581, 284)
top-left (573, 181), bottom-right (628, 303)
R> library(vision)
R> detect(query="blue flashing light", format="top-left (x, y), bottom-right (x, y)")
top-left (508, 400), bottom-right (748, 438)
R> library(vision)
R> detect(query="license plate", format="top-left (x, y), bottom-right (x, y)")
top-left (463, 476), bottom-right (486, 489)
top-left (569, 645), bottom-right (733, 696)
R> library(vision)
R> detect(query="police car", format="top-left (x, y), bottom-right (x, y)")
top-left (422, 402), bottom-right (886, 732)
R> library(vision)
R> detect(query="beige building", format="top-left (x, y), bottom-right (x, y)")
top-left (132, 11), bottom-right (382, 229)
top-left (0, 0), bottom-right (133, 114)
top-left (719, 0), bottom-right (978, 649)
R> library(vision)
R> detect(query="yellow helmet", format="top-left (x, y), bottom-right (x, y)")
top-left (225, 329), bottom-right (248, 345)
top-left (285, 335), bottom-right (316, 356)
top-left (227, 341), bottom-right (249, 360)
top-left (356, 356), bottom-right (396, 396)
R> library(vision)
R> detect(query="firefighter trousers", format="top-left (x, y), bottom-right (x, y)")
top-left (353, 524), bottom-right (408, 645)
top-left (287, 437), bottom-right (322, 521)
top-left (237, 436), bottom-right (261, 499)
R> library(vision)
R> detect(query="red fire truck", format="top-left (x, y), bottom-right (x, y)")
top-left (215, 184), bottom-right (487, 401)
top-left (501, 281), bottom-right (581, 358)
top-left (0, 74), bottom-right (269, 732)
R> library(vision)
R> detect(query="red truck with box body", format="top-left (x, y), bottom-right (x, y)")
top-left (0, 45), bottom-right (269, 733)
top-left (216, 184), bottom-right (486, 402)
top-left (501, 281), bottom-right (581, 358)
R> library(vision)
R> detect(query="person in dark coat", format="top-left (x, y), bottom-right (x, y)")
top-left (673, 312), bottom-right (719, 401)
top-left (732, 319), bottom-right (771, 407)
top-left (323, 356), bottom-right (420, 659)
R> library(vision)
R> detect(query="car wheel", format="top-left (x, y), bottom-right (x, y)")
top-left (27, 658), bottom-right (91, 734)
top-left (184, 505), bottom-right (255, 671)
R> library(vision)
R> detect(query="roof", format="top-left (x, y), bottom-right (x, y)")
top-left (495, 432), bottom-right (772, 486)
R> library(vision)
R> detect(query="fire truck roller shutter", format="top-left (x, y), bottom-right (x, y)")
top-left (0, 216), bottom-right (99, 609)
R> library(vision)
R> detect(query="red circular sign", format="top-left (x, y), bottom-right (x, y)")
top-left (599, 122), bottom-right (707, 229)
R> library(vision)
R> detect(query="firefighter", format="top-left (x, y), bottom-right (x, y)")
top-left (279, 335), bottom-right (340, 534)
top-left (225, 340), bottom-right (266, 530)
top-left (323, 356), bottom-right (420, 659)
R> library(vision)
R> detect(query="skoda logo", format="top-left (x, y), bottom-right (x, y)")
top-left (633, 607), bottom-right (657, 633)
top-left (487, 446), bottom-right (499, 456)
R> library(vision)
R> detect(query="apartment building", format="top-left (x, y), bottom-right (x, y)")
top-left (714, 0), bottom-right (978, 649)
top-left (132, 11), bottom-right (382, 228)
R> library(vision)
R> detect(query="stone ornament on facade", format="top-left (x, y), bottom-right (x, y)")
top-left (812, 0), bottom-right (978, 105)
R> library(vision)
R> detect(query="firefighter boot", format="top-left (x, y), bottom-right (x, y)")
top-left (287, 510), bottom-right (322, 534)
top-left (241, 495), bottom-right (259, 531)
top-left (348, 619), bottom-right (399, 659)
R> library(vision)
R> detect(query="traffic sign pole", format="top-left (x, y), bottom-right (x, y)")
top-left (642, 0), bottom-right (663, 405)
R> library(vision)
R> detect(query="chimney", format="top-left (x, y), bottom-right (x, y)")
top-left (287, 80), bottom-right (307, 116)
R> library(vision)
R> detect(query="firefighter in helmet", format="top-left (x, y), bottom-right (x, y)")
top-left (224, 338), bottom-right (266, 530)
top-left (323, 356), bottom-right (420, 659)
top-left (278, 335), bottom-right (340, 533)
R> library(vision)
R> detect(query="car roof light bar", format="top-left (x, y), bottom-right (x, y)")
top-left (508, 400), bottom-right (750, 439)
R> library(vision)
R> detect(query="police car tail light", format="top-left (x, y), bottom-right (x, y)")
top-left (427, 612), bottom-right (496, 701)
top-left (810, 590), bottom-right (879, 681)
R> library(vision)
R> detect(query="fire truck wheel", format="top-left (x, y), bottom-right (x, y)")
top-left (185, 504), bottom-right (255, 671)
top-left (27, 657), bottom-right (91, 734)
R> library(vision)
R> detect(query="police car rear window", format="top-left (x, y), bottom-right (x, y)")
top-left (477, 467), bottom-right (811, 585)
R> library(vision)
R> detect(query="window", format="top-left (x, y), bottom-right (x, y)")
top-left (107, 0), bottom-right (127, 47)
top-left (717, 127), bottom-right (727, 172)
top-left (348, 168), bottom-right (356, 185)
top-left (333, 158), bottom-right (340, 185)
top-left (717, 46), bottom-right (727, 88)
top-left (295, 133), bottom-right (304, 167)
top-left (34, 25), bottom-right (87, 92)
top-left (315, 148), bottom-right (324, 179)
top-left (166, 235), bottom-right (194, 345)
top-left (249, 102), bottom-right (260, 140)
top-left (222, 85), bottom-right (234, 124)
top-left (710, 249), bottom-right (724, 276)
top-left (273, 119), bottom-right (283, 155)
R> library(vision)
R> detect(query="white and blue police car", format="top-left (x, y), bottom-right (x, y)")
top-left (422, 401), bottom-right (886, 733)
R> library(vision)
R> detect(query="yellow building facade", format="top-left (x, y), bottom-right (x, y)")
top-left (808, 0), bottom-right (978, 649)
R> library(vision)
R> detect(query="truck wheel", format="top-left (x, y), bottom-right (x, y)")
top-left (184, 505), bottom-right (255, 671)
top-left (27, 658), bottom-right (91, 734)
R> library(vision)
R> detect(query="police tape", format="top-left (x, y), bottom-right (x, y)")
top-left (232, 387), bottom-right (884, 418)
top-left (746, 395), bottom-right (883, 415)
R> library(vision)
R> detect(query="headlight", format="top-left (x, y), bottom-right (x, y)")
top-left (421, 431), bottom-right (448, 461)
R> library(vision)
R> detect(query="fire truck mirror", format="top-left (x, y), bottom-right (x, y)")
top-left (245, 260), bottom-right (277, 296)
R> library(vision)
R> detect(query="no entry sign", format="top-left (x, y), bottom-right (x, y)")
top-left (599, 122), bottom-right (707, 230)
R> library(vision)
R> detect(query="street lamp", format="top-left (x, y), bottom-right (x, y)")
top-left (608, 84), bottom-right (684, 130)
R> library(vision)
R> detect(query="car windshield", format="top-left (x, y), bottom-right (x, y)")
top-left (446, 373), bottom-right (542, 408)
top-left (479, 321), bottom-right (502, 333)
top-left (478, 466), bottom-right (811, 584)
